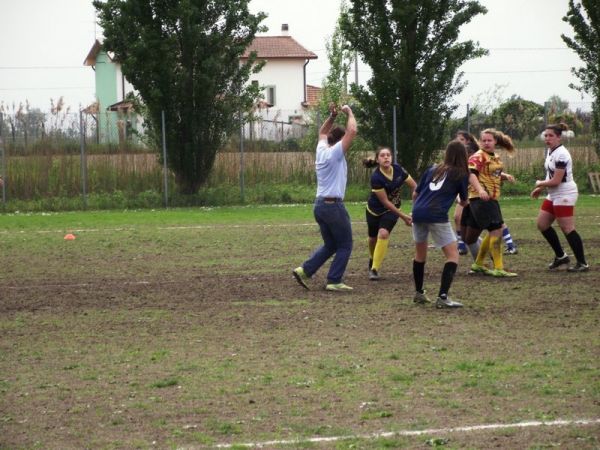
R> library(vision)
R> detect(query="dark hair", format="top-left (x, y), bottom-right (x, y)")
top-left (432, 140), bottom-right (469, 182)
top-left (545, 122), bottom-right (569, 136)
top-left (481, 128), bottom-right (515, 153)
top-left (362, 147), bottom-right (392, 168)
top-left (456, 130), bottom-right (479, 155)
top-left (327, 126), bottom-right (346, 146)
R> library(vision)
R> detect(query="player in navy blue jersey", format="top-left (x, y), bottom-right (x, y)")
top-left (411, 140), bottom-right (470, 308)
top-left (363, 147), bottom-right (416, 280)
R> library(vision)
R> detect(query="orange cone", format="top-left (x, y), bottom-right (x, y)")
top-left (64, 233), bottom-right (76, 240)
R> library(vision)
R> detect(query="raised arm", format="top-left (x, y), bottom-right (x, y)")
top-left (340, 105), bottom-right (357, 153)
top-left (318, 102), bottom-right (338, 141)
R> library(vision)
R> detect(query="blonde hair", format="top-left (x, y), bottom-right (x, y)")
top-left (481, 128), bottom-right (515, 153)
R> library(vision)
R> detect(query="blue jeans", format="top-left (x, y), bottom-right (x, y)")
top-left (302, 198), bottom-right (353, 284)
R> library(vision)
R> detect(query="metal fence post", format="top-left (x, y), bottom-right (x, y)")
top-left (466, 103), bottom-right (471, 134)
top-left (161, 110), bottom-right (168, 208)
top-left (392, 105), bottom-right (398, 163)
top-left (0, 112), bottom-right (5, 205)
top-left (240, 111), bottom-right (245, 203)
top-left (79, 110), bottom-right (88, 208)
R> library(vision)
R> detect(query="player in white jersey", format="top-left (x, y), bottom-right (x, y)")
top-left (531, 123), bottom-right (589, 272)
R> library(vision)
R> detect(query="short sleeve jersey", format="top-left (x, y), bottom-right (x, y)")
top-left (468, 149), bottom-right (504, 200)
top-left (366, 163), bottom-right (409, 216)
top-left (315, 139), bottom-right (347, 199)
top-left (412, 166), bottom-right (469, 223)
top-left (544, 144), bottom-right (577, 194)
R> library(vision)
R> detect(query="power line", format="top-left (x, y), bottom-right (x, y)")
top-left (0, 86), bottom-right (93, 91)
top-left (0, 66), bottom-right (87, 70)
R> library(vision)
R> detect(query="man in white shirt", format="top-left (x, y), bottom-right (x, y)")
top-left (293, 103), bottom-right (357, 291)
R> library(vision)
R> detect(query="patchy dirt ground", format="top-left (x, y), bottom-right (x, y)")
top-left (1, 215), bottom-right (599, 449)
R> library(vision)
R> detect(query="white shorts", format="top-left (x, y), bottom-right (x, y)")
top-left (412, 222), bottom-right (456, 248)
top-left (546, 191), bottom-right (578, 206)
top-left (547, 183), bottom-right (578, 206)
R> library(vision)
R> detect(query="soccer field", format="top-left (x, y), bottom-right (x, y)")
top-left (1, 196), bottom-right (599, 449)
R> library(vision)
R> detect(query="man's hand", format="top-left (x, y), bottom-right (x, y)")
top-left (328, 102), bottom-right (338, 117)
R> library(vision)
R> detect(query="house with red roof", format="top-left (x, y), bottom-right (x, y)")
top-left (84, 24), bottom-right (319, 143)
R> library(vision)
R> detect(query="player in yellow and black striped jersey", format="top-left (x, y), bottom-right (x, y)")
top-left (460, 128), bottom-right (517, 277)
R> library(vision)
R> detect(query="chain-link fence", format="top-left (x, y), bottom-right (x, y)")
top-left (0, 102), bottom-right (598, 208)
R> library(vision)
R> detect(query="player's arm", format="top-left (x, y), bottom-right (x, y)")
top-left (339, 105), bottom-right (357, 154)
top-left (318, 102), bottom-right (337, 141)
top-left (535, 168), bottom-right (565, 188)
top-left (469, 171), bottom-right (489, 201)
top-left (405, 175), bottom-right (417, 197)
top-left (374, 190), bottom-right (412, 225)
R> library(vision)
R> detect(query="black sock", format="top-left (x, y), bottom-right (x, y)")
top-left (565, 230), bottom-right (587, 265)
top-left (541, 227), bottom-right (564, 258)
top-left (438, 262), bottom-right (458, 298)
top-left (413, 260), bottom-right (425, 293)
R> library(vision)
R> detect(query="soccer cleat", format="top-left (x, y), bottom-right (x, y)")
top-left (504, 246), bottom-right (518, 255)
top-left (548, 254), bottom-right (570, 269)
top-left (292, 267), bottom-right (310, 290)
top-left (368, 269), bottom-right (380, 281)
top-left (436, 296), bottom-right (463, 309)
top-left (325, 283), bottom-right (353, 291)
top-left (488, 268), bottom-right (518, 277)
top-left (458, 243), bottom-right (468, 255)
top-left (413, 291), bottom-right (431, 304)
top-left (470, 263), bottom-right (492, 275)
top-left (567, 262), bottom-right (589, 273)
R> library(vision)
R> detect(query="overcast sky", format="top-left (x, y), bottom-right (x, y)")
top-left (0, 0), bottom-right (593, 114)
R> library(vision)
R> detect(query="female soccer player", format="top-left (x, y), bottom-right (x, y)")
top-left (455, 131), bottom-right (518, 256)
top-left (460, 128), bottom-right (517, 277)
top-left (531, 123), bottom-right (589, 272)
top-left (411, 139), bottom-right (469, 308)
top-left (363, 147), bottom-right (415, 280)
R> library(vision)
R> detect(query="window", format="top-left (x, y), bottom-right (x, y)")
top-left (266, 86), bottom-right (276, 106)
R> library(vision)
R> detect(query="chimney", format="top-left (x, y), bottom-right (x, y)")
top-left (281, 24), bottom-right (289, 36)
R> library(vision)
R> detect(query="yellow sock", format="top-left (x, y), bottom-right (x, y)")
top-left (490, 235), bottom-right (503, 270)
top-left (372, 238), bottom-right (389, 271)
top-left (475, 234), bottom-right (490, 266)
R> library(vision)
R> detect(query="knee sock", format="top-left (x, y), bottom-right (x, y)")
top-left (368, 238), bottom-right (376, 269)
top-left (490, 235), bottom-right (503, 270)
top-left (372, 238), bottom-right (389, 271)
top-left (457, 230), bottom-right (465, 247)
top-left (502, 226), bottom-right (516, 249)
top-left (475, 235), bottom-right (490, 266)
top-left (438, 261), bottom-right (458, 298)
top-left (541, 227), bottom-right (565, 258)
top-left (413, 260), bottom-right (425, 293)
top-left (468, 239), bottom-right (481, 260)
top-left (565, 230), bottom-right (587, 265)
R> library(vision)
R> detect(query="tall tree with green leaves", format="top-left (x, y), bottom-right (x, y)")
top-left (340, 0), bottom-right (487, 175)
top-left (319, 2), bottom-right (352, 114)
top-left (94, 0), bottom-right (265, 193)
top-left (562, 0), bottom-right (600, 155)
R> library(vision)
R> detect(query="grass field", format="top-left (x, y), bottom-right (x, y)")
top-left (1, 196), bottom-right (599, 449)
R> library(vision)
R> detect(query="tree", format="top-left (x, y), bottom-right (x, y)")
top-left (94, 0), bottom-right (266, 193)
top-left (562, 0), bottom-right (600, 154)
top-left (491, 96), bottom-right (544, 141)
top-left (545, 95), bottom-right (584, 135)
top-left (340, 0), bottom-right (487, 175)
top-left (319, 2), bottom-right (353, 114)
